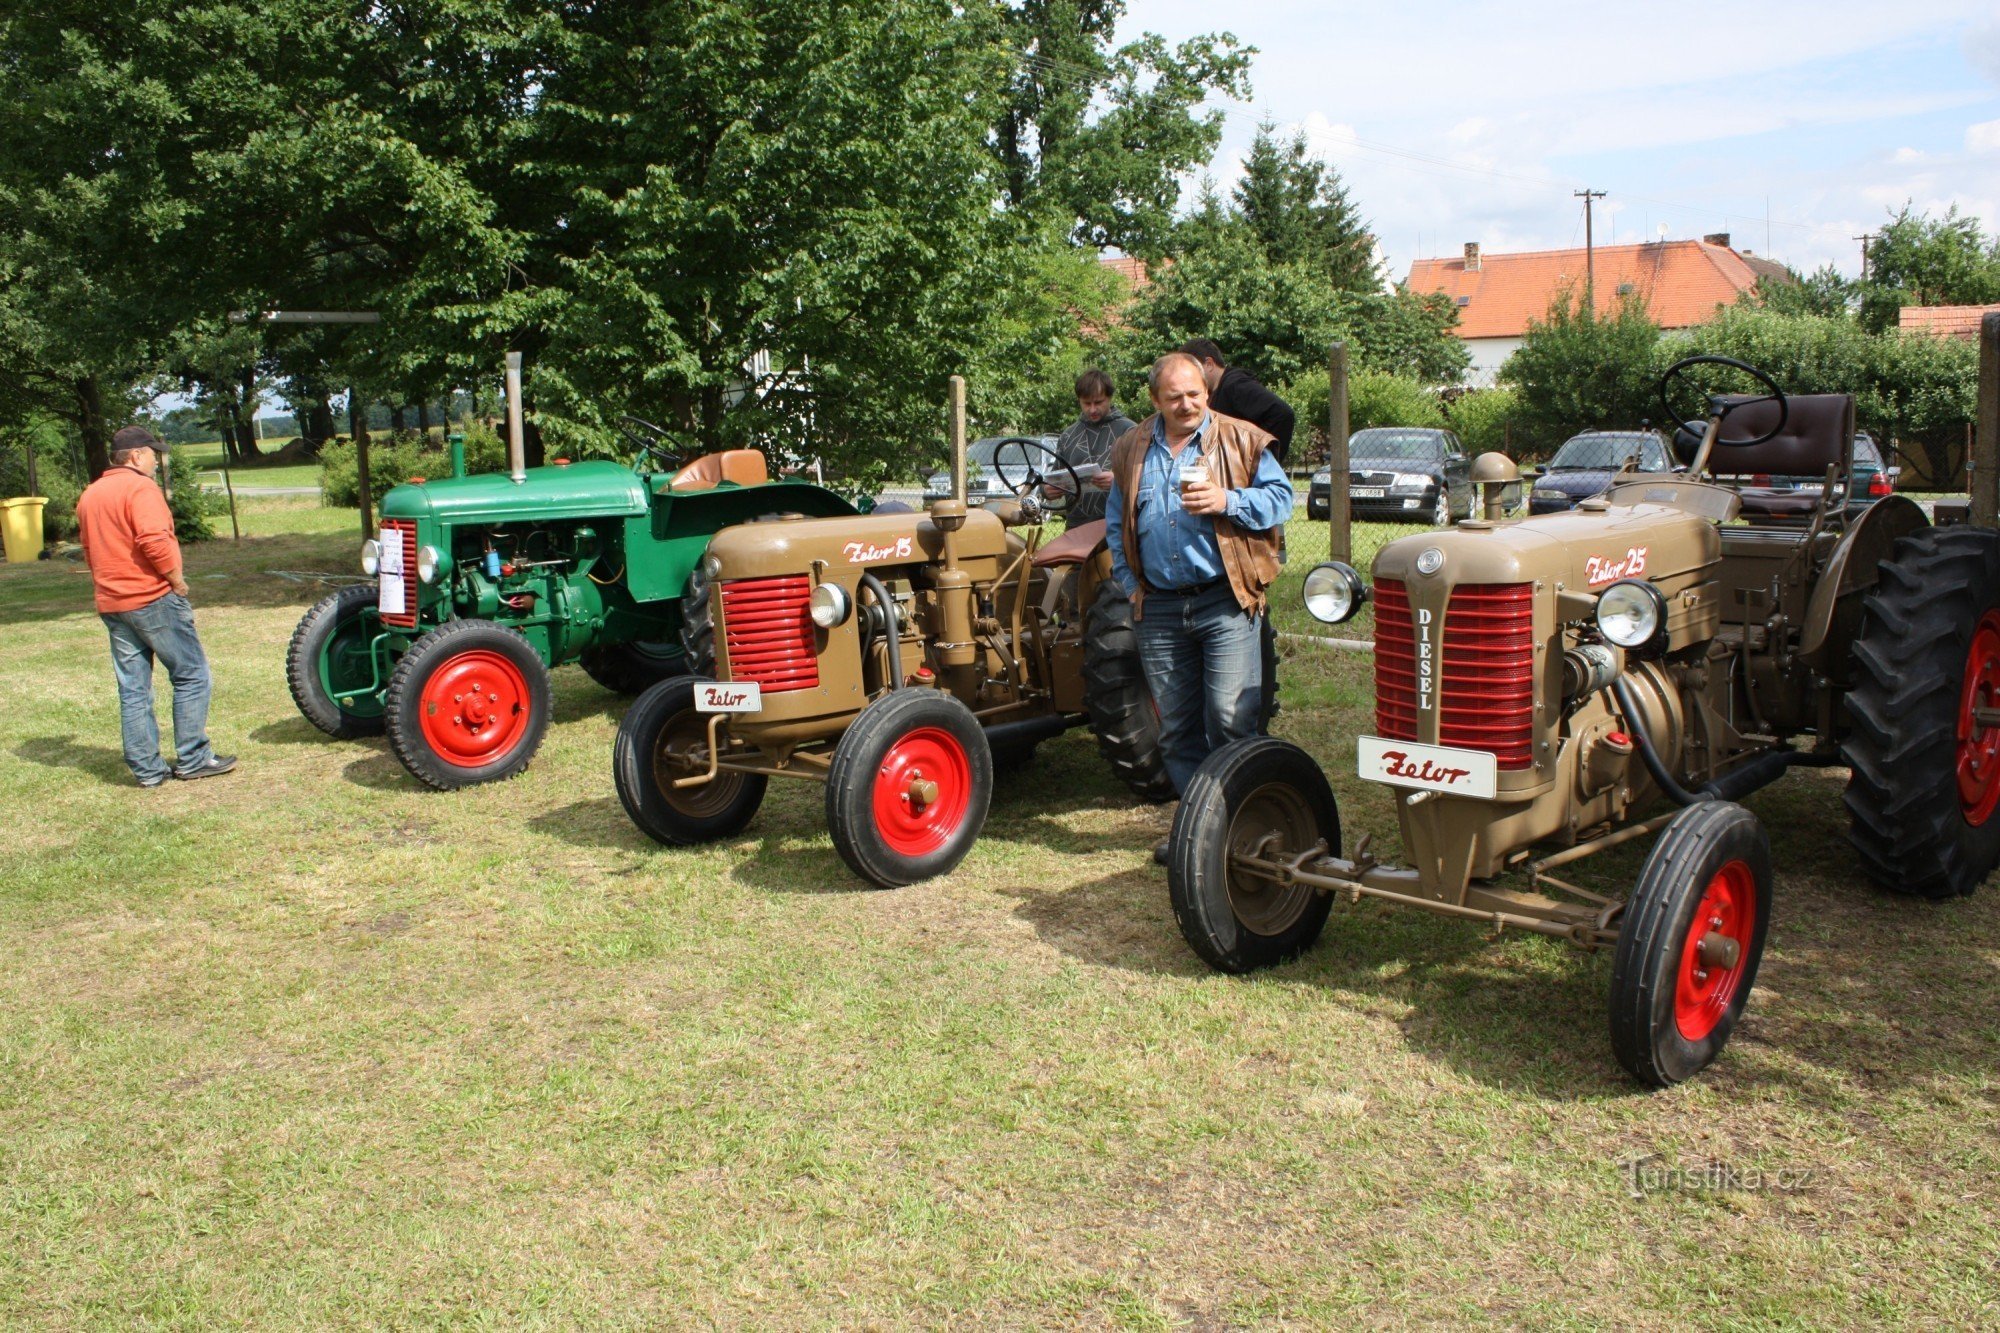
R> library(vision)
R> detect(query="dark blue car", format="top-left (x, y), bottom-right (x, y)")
top-left (1528, 430), bottom-right (1675, 513)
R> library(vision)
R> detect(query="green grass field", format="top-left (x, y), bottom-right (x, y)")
top-left (181, 439), bottom-right (322, 492)
top-left (2, 499), bottom-right (1996, 1326)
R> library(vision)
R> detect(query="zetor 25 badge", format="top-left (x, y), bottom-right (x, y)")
top-left (1357, 735), bottom-right (1499, 799)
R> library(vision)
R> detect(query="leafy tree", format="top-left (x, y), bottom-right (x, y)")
top-left (1755, 263), bottom-right (1853, 319)
top-left (1446, 386), bottom-right (1520, 457)
top-left (1499, 288), bottom-right (1661, 455)
top-left (1234, 122), bottom-right (1375, 293)
top-left (1857, 204), bottom-right (2000, 333)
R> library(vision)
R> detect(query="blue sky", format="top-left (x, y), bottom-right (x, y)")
top-left (1121, 0), bottom-right (2000, 280)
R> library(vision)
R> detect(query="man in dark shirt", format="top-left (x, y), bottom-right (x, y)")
top-left (1179, 338), bottom-right (1296, 466)
top-left (1053, 368), bottom-right (1136, 526)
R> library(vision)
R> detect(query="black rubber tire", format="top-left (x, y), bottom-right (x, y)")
top-left (578, 637), bottom-right (686, 696)
top-left (1081, 580), bottom-right (1175, 801)
top-left (825, 689), bottom-right (992, 889)
top-left (384, 619), bottom-right (552, 789)
top-left (613, 674), bottom-right (767, 844)
top-left (285, 583), bottom-right (387, 739)
top-left (1429, 495), bottom-right (1451, 528)
top-left (1169, 737), bottom-right (1339, 973)
top-left (1608, 801), bottom-right (1771, 1088)
top-left (681, 563), bottom-right (715, 677)
top-left (1843, 526), bottom-right (2000, 900)
top-left (1259, 611), bottom-right (1280, 731)
top-left (1307, 499), bottom-right (1327, 521)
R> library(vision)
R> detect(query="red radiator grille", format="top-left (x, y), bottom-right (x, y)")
top-left (720, 575), bottom-right (818, 693)
top-left (1372, 579), bottom-right (1536, 770)
top-left (379, 519), bottom-right (419, 628)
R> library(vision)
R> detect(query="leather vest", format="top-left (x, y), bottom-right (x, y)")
top-left (1109, 411), bottom-right (1283, 618)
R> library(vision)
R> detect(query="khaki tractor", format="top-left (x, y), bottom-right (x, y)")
top-left (1169, 355), bottom-right (2000, 1086)
top-left (611, 388), bottom-right (1175, 888)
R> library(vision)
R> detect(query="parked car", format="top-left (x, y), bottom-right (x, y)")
top-left (1733, 432), bottom-right (1899, 516)
top-left (923, 435), bottom-right (1060, 506)
top-left (1528, 430), bottom-right (1675, 513)
top-left (1307, 427), bottom-right (1470, 526)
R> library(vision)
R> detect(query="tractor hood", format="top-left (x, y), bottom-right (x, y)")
top-left (1374, 501), bottom-right (1719, 595)
top-left (379, 460), bottom-right (648, 525)
top-left (705, 505), bottom-right (1011, 578)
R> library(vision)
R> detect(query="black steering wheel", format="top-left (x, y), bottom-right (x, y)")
top-left (989, 436), bottom-right (1083, 515)
top-left (1658, 355), bottom-right (1789, 449)
top-left (618, 414), bottom-right (686, 471)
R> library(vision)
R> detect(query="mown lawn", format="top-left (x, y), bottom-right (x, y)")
top-left (1, 499), bottom-right (1996, 1327)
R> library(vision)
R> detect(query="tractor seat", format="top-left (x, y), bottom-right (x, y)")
top-left (1031, 519), bottom-right (1106, 567)
top-left (1733, 487), bottom-right (1822, 517)
top-left (1682, 393), bottom-right (1855, 520)
top-left (669, 448), bottom-right (769, 491)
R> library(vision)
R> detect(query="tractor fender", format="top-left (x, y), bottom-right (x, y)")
top-left (1799, 493), bottom-right (1929, 668)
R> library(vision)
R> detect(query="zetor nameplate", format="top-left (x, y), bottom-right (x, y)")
top-left (1357, 735), bottom-right (1498, 799)
top-left (694, 681), bottom-right (763, 713)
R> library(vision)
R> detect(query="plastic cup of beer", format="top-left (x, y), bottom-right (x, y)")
top-left (1178, 457), bottom-right (1208, 505)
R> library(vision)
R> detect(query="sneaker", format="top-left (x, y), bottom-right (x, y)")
top-left (1152, 839), bottom-right (1171, 866)
top-left (174, 754), bottom-right (238, 781)
top-left (138, 775), bottom-right (169, 788)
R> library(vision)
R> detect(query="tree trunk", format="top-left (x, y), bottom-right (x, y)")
top-left (75, 375), bottom-right (110, 477)
top-left (417, 400), bottom-right (431, 441)
top-left (304, 397), bottom-right (334, 456)
top-left (391, 403), bottom-right (407, 433)
top-left (234, 367), bottom-right (262, 460)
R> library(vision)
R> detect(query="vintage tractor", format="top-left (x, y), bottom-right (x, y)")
top-left (1168, 355), bottom-right (2000, 1086)
top-left (612, 425), bottom-right (1175, 889)
top-left (284, 418), bottom-right (856, 788)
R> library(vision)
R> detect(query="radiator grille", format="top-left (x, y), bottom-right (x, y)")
top-left (1373, 579), bottom-right (1535, 770)
top-left (720, 575), bottom-right (818, 693)
top-left (379, 519), bottom-right (419, 628)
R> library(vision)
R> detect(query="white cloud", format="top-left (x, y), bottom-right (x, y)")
top-left (1967, 21), bottom-right (2000, 86)
top-left (1892, 146), bottom-right (1928, 162)
top-left (1968, 119), bottom-right (2000, 153)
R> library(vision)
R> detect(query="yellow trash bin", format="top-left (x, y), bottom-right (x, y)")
top-left (1, 496), bottom-right (49, 563)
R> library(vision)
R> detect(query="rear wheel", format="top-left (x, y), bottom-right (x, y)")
top-left (384, 619), bottom-right (551, 789)
top-left (681, 564), bottom-right (715, 677)
top-left (613, 675), bottom-right (767, 844)
top-left (286, 582), bottom-right (387, 739)
top-left (579, 637), bottom-right (685, 695)
top-left (1169, 737), bottom-right (1339, 973)
top-left (825, 690), bottom-right (991, 888)
top-left (1844, 526), bottom-right (2000, 899)
top-left (1081, 580), bottom-right (1174, 801)
top-left (1609, 801), bottom-right (1771, 1087)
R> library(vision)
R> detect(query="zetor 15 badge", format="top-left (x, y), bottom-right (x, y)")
top-left (1165, 356), bottom-right (2000, 1089)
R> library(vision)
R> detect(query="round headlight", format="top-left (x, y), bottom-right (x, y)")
top-left (1596, 579), bottom-right (1667, 651)
top-left (1302, 561), bottom-right (1369, 624)
top-left (416, 545), bottom-right (443, 584)
top-left (360, 539), bottom-right (380, 576)
top-left (809, 582), bottom-right (852, 629)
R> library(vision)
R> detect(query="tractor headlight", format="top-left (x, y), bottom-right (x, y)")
top-left (360, 539), bottom-right (380, 575)
top-left (1303, 561), bottom-right (1369, 624)
top-left (417, 545), bottom-right (443, 584)
top-left (1595, 579), bottom-right (1668, 653)
top-left (809, 581), bottom-right (852, 628)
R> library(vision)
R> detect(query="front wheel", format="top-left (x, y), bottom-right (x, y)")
top-left (613, 675), bottom-right (767, 844)
top-left (1429, 495), bottom-right (1452, 528)
top-left (825, 690), bottom-right (991, 888)
top-left (286, 582), bottom-right (387, 739)
top-left (1608, 801), bottom-right (1771, 1088)
top-left (579, 637), bottom-right (685, 696)
top-left (384, 619), bottom-right (551, 789)
top-left (1169, 737), bottom-right (1339, 973)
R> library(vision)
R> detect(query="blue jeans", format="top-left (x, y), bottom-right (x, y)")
top-left (100, 592), bottom-right (214, 783)
top-left (1133, 582), bottom-right (1264, 795)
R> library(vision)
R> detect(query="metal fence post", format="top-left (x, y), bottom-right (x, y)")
top-left (1328, 342), bottom-right (1350, 564)
top-left (1976, 312), bottom-right (2000, 531)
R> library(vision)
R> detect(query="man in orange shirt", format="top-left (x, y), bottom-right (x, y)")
top-left (74, 426), bottom-right (235, 786)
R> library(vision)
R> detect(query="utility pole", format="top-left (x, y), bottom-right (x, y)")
top-left (1854, 233), bottom-right (1878, 282)
top-left (1575, 189), bottom-right (1606, 308)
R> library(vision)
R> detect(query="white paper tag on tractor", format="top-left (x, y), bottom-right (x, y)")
top-left (1357, 735), bottom-right (1498, 800)
top-left (694, 680), bottom-right (763, 713)
top-left (377, 527), bottom-right (408, 617)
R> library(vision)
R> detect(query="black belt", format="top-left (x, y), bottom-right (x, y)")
top-left (1143, 575), bottom-right (1225, 598)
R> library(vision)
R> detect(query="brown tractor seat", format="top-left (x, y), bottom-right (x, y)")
top-left (669, 448), bottom-right (769, 491)
top-left (1032, 519), bottom-right (1106, 567)
top-left (1694, 393), bottom-right (1854, 520)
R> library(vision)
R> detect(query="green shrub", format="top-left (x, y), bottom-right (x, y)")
top-left (164, 451), bottom-right (222, 542)
top-left (1446, 387), bottom-right (1520, 458)
top-left (458, 421), bottom-right (507, 475)
top-left (1347, 370), bottom-right (1446, 432)
top-left (320, 436), bottom-right (429, 508)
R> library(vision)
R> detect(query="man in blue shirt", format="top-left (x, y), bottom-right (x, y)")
top-left (1105, 353), bottom-right (1293, 860)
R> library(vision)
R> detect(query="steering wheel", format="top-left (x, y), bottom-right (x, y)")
top-left (1657, 355), bottom-right (1789, 449)
top-left (989, 436), bottom-right (1083, 515)
top-left (618, 414), bottom-right (686, 471)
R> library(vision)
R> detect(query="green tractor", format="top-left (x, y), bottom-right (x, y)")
top-left (285, 419), bottom-right (856, 788)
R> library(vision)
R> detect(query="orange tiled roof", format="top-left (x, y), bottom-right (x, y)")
top-left (1899, 304), bottom-right (2000, 340)
top-left (1407, 240), bottom-right (1762, 339)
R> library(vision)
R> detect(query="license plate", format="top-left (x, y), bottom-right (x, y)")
top-left (694, 680), bottom-right (763, 713)
top-left (1351, 487), bottom-right (1384, 499)
top-left (1357, 735), bottom-right (1498, 799)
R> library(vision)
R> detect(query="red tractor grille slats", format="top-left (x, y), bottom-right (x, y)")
top-left (379, 519), bottom-right (419, 627)
top-left (720, 575), bottom-right (818, 693)
top-left (1372, 579), bottom-right (1536, 770)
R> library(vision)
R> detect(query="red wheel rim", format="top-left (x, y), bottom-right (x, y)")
top-left (418, 649), bottom-right (533, 768)
top-left (1956, 610), bottom-right (2000, 826)
top-left (870, 726), bottom-right (972, 857)
top-left (1674, 859), bottom-right (1756, 1042)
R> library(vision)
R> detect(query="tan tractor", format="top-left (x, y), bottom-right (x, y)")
top-left (611, 418), bottom-right (1178, 888)
top-left (1169, 355), bottom-right (2000, 1086)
